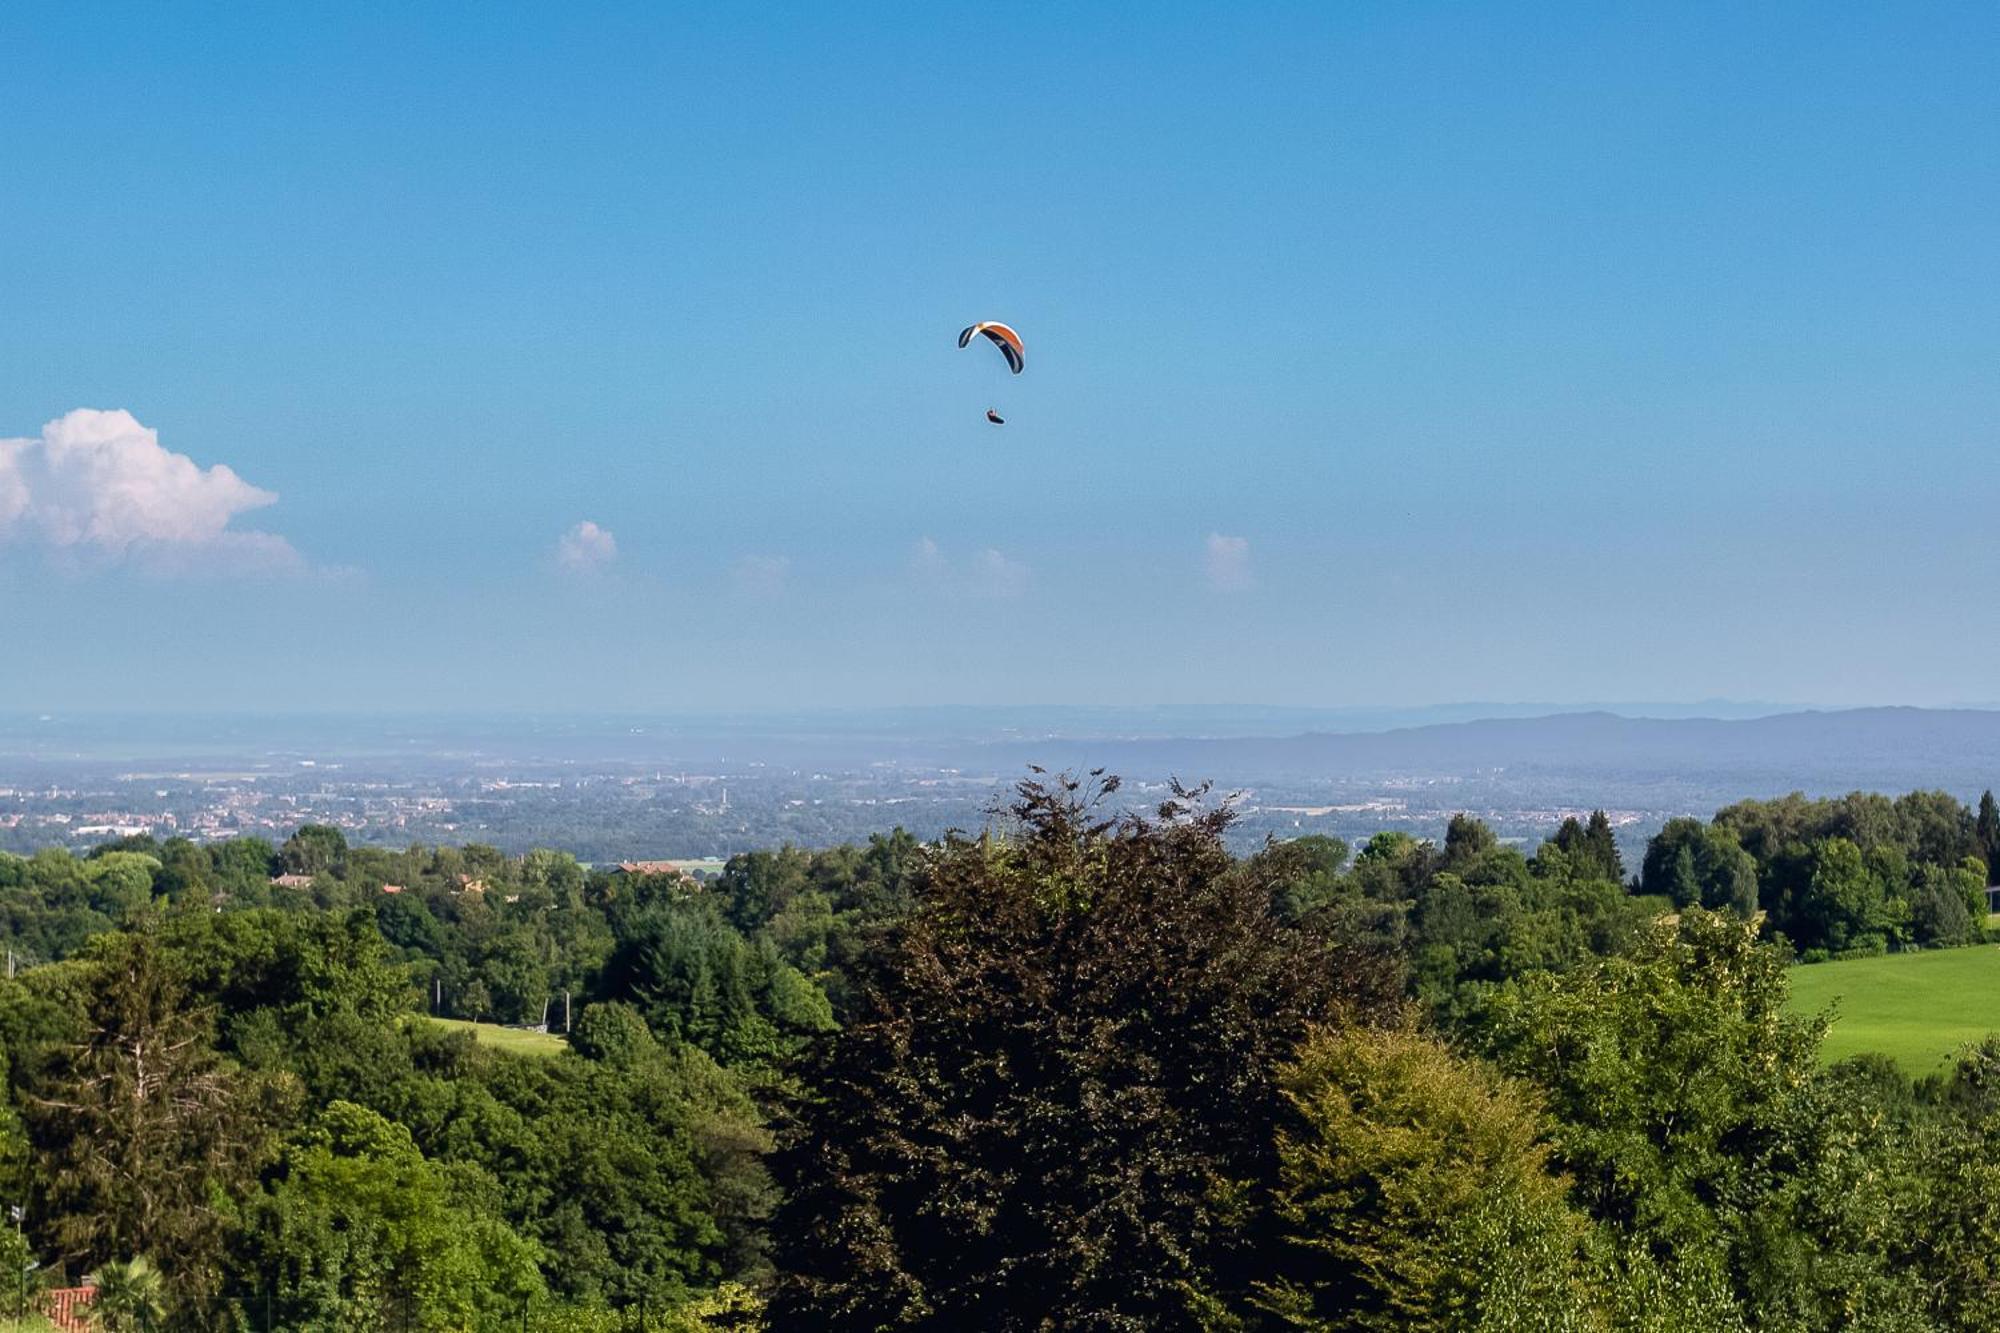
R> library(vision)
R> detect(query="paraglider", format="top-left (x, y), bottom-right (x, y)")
top-left (960, 321), bottom-right (1023, 423)
top-left (958, 321), bottom-right (1024, 374)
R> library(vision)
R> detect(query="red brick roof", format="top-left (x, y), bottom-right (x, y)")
top-left (43, 1286), bottom-right (97, 1332)
top-left (617, 860), bottom-right (692, 877)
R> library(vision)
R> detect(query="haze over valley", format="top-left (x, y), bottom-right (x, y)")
top-left (8, 703), bottom-right (1998, 866)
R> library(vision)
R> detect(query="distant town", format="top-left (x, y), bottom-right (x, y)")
top-left (12, 704), bottom-right (1999, 869)
top-left (0, 756), bottom-right (1660, 867)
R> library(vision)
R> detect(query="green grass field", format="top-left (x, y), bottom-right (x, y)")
top-left (1787, 945), bottom-right (2000, 1073)
top-left (421, 1016), bottom-right (568, 1057)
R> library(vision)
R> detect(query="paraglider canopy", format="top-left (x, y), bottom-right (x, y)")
top-left (959, 321), bottom-right (1024, 374)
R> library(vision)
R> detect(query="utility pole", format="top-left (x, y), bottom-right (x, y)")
top-left (564, 989), bottom-right (572, 1033)
top-left (11, 1203), bottom-right (24, 1319)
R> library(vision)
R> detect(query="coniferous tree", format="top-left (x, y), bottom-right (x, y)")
top-left (1583, 810), bottom-right (1624, 882)
top-left (1978, 790), bottom-right (2000, 883)
top-left (1440, 815), bottom-right (1497, 872)
top-left (1547, 813), bottom-right (1625, 885)
top-left (27, 933), bottom-right (280, 1317)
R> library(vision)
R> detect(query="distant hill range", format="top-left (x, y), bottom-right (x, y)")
top-left (5, 706), bottom-right (1998, 797)
top-left (974, 708), bottom-right (2000, 791)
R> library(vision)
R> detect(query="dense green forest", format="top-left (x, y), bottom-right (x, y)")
top-left (2, 778), bottom-right (1998, 1329)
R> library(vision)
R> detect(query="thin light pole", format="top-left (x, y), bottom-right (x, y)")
top-left (11, 1203), bottom-right (23, 1319)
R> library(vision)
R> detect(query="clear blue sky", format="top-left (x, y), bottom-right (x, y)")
top-left (3, 3), bottom-right (1996, 712)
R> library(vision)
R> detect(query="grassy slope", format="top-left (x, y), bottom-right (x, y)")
top-left (1787, 945), bottom-right (2000, 1072)
top-left (421, 1015), bottom-right (568, 1057)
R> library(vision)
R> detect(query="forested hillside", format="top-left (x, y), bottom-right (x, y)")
top-left (2, 776), bottom-right (1998, 1329)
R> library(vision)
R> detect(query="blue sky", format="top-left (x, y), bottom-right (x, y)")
top-left (2, 3), bottom-right (1997, 712)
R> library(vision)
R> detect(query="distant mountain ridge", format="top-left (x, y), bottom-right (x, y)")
top-left (975, 707), bottom-right (2000, 789)
top-left (3, 707), bottom-right (1997, 795)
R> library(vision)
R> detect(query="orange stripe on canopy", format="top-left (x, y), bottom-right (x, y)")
top-left (961, 321), bottom-right (1025, 372)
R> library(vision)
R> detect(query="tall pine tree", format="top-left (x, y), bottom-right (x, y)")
top-left (1584, 809), bottom-right (1625, 883)
top-left (27, 934), bottom-right (280, 1316)
top-left (1977, 790), bottom-right (2000, 883)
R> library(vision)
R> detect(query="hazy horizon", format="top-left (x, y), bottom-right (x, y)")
top-left (0, 697), bottom-right (1957, 726)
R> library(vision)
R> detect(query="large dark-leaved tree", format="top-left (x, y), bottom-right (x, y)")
top-left (767, 771), bottom-right (1402, 1332)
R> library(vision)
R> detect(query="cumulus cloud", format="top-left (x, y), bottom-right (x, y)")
top-left (732, 553), bottom-right (790, 596)
top-left (972, 548), bottom-right (1031, 599)
top-left (910, 536), bottom-right (1030, 599)
top-left (556, 520), bottom-right (617, 572)
top-left (1204, 533), bottom-right (1253, 591)
top-left (0, 408), bottom-right (301, 573)
top-left (910, 535), bottom-right (949, 585)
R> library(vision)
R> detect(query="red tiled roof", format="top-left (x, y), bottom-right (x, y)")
top-left (617, 860), bottom-right (689, 876)
top-left (43, 1286), bottom-right (97, 1332)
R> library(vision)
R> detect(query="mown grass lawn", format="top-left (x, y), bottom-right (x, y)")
top-left (421, 1015), bottom-right (568, 1057)
top-left (1787, 945), bottom-right (2000, 1073)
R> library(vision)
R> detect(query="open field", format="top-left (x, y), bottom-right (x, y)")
top-left (1787, 946), bottom-right (2000, 1072)
top-left (421, 1016), bottom-right (568, 1057)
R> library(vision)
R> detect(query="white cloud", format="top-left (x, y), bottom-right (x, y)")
top-left (732, 553), bottom-right (790, 596)
top-left (910, 536), bottom-right (1030, 599)
top-left (1204, 533), bottom-right (1253, 591)
top-left (0, 409), bottom-right (301, 573)
top-left (556, 520), bottom-right (617, 572)
top-left (910, 535), bottom-right (949, 584)
top-left (972, 548), bottom-right (1031, 599)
